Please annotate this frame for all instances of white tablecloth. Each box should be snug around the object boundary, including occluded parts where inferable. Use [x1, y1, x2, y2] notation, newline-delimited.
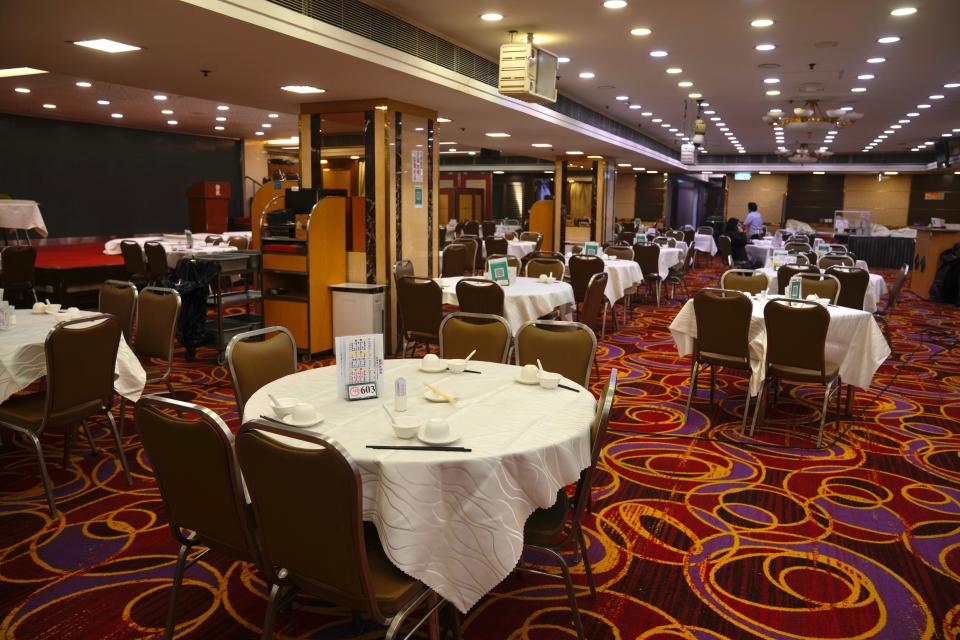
[600, 259, 643, 303]
[163, 244, 238, 268]
[669, 297, 890, 395]
[440, 276, 575, 333]
[103, 232, 251, 255]
[658, 247, 685, 277]
[756, 268, 887, 312]
[0, 310, 146, 404]
[0, 200, 48, 237]
[242, 359, 597, 613]
[746, 239, 779, 264]
[694, 233, 717, 256]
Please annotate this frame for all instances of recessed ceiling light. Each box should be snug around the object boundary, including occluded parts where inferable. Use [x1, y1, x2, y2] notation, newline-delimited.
[766, 89, 781, 96]
[641, 111, 652, 116]
[878, 36, 901, 44]
[437, 117, 452, 123]
[652, 118, 663, 122]
[755, 43, 776, 51]
[98, 99, 111, 105]
[216, 116, 226, 122]
[890, 7, 917, 16]
[930, 94, 945, 100]
[917, 104, 931, 109]
[629, 104, 642, 109]
[813, 171, 825, 175]
[75, 81, 92, 88]
[677, 81, 693, 87]
[153, 94, 167, 101]
[615, 95, 629, 101]
[617, 163, 631, 167]
[945, 83, 960, 89]
[281, 85, 325, 94]
[632, 167, 644, 171]
[907, 112, 920, 117]
[603, 0, 627, 8]
[214, 126, 225, 131]
[851, 87, 867, 93]
[14, 87, 30, 94]
[167, 120, 178, 125]
[884, 129, 895, 134]
[751, 18, 774, 28]
[646, 170, 658, 174]
[878, 135, 888, 139]
[485, 132, 510, 137]
[557, 57, 570, 64]
[857, 74, 875, 80]
[924, 141, 934, 146]
[566, 150, 584, 155]
[73, 39, 140, 53]
[710, 117, 721, 121]
[261, 123, 271, 128]
[660, 123, 670, 128]
[704, 109, 717, 115]
[840, 107, 853, 112]
[111, 113, 123, 118]
[531, 143, 552, 148]
[578, 71, 595, 79]
[215, 105, 229, 111]
[439, 141, 458, 145]
[161, 109, 173, 115]
[891, 125, 902, 129]
[0, 67, 48, 78]
[867, 57, 886, 64]
[493, 170, 505, 174]
[688, 93, 702, 98]
[649, 50, 668, 58]
[480, 12, 503, 21]
[943, 133, 953, 137]
[719, 127, 730, 132]
[668, 127, 678, 132]
[898, 119, 910, 124]
[42, 103, 56, 109]
[666, 68, 682, 74]
[764, 77, 780, 84]
[630, 27, 652, 36]
[587, 155, 604, 159]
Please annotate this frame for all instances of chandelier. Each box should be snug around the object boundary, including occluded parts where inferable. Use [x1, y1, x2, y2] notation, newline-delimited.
[779, 143, 833, 164]
[762, 100, 863, 132]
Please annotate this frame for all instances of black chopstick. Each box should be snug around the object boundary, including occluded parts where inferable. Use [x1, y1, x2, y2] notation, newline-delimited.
[558, 384, 581, 393]
[366, 445, 472, 452]
[464, 369, 482, 374]
[259, 414, 289, 426]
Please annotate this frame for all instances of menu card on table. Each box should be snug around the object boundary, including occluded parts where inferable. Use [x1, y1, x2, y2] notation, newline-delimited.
[488, 257, 510, 285]
[583, 241, 600, 256]
[335, 334, 385, 401]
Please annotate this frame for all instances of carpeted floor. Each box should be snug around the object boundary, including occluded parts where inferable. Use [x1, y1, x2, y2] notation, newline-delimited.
[2, 264, 959, 639]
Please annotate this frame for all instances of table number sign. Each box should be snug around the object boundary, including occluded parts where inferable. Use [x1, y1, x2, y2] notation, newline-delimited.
[488, 257, 510, 285]
[788, 278, 802, 300]
[583, 241, 600, 256]
[335, 334, 385, 401]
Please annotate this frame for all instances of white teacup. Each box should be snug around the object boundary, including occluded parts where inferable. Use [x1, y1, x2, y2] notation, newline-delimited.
[520, 364, 539, 383]
[422, 353, 444, 371]
[32, 302, 46, 314]
[446, 358, 467, 373]
[538, 371, 562, 390]
[271, 396, 298, 418]
[290, 403, 318, 424]
[393, 415, 422, 439]
[45, 303, 62, 314]
[422, 418, 451, 441]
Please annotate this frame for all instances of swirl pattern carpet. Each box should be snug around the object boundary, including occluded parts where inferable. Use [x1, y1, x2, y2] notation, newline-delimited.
[1, 264, 959, 639]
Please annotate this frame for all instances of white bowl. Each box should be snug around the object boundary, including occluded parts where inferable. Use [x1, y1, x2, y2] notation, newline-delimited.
[270, 396, 298, 418]
[446, 358, 467, 373]
[392, 416, 423, 439]
[45, 304, 62, 315]
[537, 371, 562, 390]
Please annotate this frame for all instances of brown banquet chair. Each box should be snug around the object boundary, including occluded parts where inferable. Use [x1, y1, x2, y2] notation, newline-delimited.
[395, 276, 442, 356]
[720, 269, 769, 295]
[818, 254, 855, 270]
[579, 271, 612, 338]
[524, 258, 565, 280]
[633, 242, 664, 307]
[516, 319, 597, 387]
[776, 263, 819, 294]
[99, 279, 138, 342]
[485, 254, 521, 272]
[874, 263, 909, 342]
[441, 243, 469, 278]
[456, 277, 505, 316]
[0, 245, 39, 307]
[790, 272, 841, 304]
[0, 315, 132, 516]
[235, 420, 457, 639]
[226, 326, 298, 416]
[227, 235, 250, 251]
[484, 236, 508, 257]
[143, 241, 170, 285]
[120, 240, 149, 286]
[826, 266, 869, 310]
[439, 311, 511, 363]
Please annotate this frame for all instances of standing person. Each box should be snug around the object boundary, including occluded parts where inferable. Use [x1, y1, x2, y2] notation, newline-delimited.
[744, 202, 764, 239]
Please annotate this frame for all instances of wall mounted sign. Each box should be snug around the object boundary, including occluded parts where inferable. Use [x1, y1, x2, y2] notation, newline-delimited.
[924, 191, 946, 201]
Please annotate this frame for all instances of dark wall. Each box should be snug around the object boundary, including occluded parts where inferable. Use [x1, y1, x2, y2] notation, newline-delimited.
[908, 173, 960, 225]
[0, 113, 242, 238]
[785, 174, 845, 224]
[634, 173, 665, 220]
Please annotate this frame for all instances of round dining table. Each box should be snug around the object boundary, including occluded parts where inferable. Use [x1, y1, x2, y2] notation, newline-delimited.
[243, 358, 597, 613]
[440, 275, 575, 333]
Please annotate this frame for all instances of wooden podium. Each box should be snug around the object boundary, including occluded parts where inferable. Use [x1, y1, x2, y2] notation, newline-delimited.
[910, 228, 960, 299]
[187, 181, 231, 233]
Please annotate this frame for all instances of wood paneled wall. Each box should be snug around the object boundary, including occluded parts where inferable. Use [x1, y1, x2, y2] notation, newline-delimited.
[844, 174, 911, 227]
[908, 173, 960, 225]
[785, 174, 845, 224]
[634, 173, 665, 222]
[614, 173, 635, 221]
[726, 174, 787, 226]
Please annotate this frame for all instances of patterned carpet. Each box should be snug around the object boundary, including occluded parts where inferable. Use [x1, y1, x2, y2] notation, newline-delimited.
[1, 264, 959, 639]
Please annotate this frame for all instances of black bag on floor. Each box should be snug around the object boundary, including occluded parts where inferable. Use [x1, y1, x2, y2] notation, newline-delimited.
[929, 243, 960, 305]
[164, 259, 220, 359]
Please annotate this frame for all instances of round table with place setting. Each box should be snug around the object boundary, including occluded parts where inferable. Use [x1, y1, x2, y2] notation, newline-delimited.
[102, 231, 251, 255]
[438, 275, 575, 333]
[694, 232, 718, 256]
[563, 254, 643, 306]
[481, 239, 537, 259]
[756, 266, 887, 312]
[242, 357, 597, 613]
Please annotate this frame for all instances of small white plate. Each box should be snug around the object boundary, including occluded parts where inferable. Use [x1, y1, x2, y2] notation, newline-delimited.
[417, 428, 461, 445]
[537, 278, 556, 285]
[423, 389, 456, 402]
[420, 364, 448, 373]
[281, 414, 324, 428]
[515, 375, 540, 385]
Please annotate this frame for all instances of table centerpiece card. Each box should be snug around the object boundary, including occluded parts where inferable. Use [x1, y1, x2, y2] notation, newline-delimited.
[335, 334, 385, 401]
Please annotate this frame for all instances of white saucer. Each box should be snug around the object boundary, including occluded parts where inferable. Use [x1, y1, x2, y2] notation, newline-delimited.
[281, 414, 324, 428]
[537, 278, 556, 285]
[423, 389, 456, 402]
[515, 375, 540, 385]
[417, 428, 460, 445]
[420, 364, 448, 373]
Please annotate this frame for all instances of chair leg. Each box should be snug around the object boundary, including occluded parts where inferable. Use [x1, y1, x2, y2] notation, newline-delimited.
[63, 424, 76, 468]
[164, 543, 190, 640]
[105, 409, 133, 486]
[600, 303, 607, 339]
[27, 432, 58, 517]
[684, 362, 700, 417]
[81, 419, 100, 455]
[709, 366, 716, 404]
[576, 525, 597, 598]
[165, 380, 175, 397]
[119, 396, 128, 434]
[544, 547, 586, 640]
[655, 281, 661, 307]
[740, 390, 752, 433]
[261, 583, 283, 640]
[816, 380, 832, 448]
[750, 378, 767, 436]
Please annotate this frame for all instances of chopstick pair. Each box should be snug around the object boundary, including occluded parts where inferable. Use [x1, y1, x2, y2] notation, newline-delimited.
[367, 445, 471, 452]
[557, 384, 581, 393]
[423, 382, 457, 404]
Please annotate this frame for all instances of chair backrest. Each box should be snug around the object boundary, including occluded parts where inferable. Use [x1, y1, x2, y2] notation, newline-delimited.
[393, 259, 414, 282]
[396, 276, 442, 338]
[520, 231, 543, 250]
[451, 237, 478, 273]
[884, 264, 910, 313]
[764, 299, 830, 377]
[481, 220, 497, 237]
[824, 244, 847, 254]
[441, 243, 468, 277]
[439, 312, 511, 363]
[818, 254, 855, 269]
[120, 240, 147, 275]
[462, 220, 479, 237]
[791, 273, 841, 304]
[693, 288, 753, 364]
[716, 235, 733, 263]
[633, 242, 661, 278]
[776, 264, 820, 294]
[789, 252, 810, 266]
[99, 279, 138, 342]
[205, 235, 224, 245]
[135, 395, 258, 561]
[784, 242, 812, 253]
[604, 246, 634, 261]
[617, 231, 636, 245]
[652, 236, 669, 247]
[456, 277, 504, 316]
[720, 269, 768, 295]
[826, 266, 869, 310]
[682, 229, 695, 243]
[484, 237, 508, 257]
[589, 369, 617, 464]
[568, 255, 605, 302]
[227, 236, 250, 251]
[525, 250, 565, 264]
[504, 231, 517, 241]
[524, 258, 565, 279]
[44, 314, 121, 425]
[143, 241, 169, 278]
[226, 326, 298, 414]
[0, 245, 37, 286]
[134, 286, 181, 360]
[516, 320, 597, 388]
[667, 230, 685, 242]
[697, 226, 713, 236]
[235, 421, 382, 615]
[579, 272, 609, 330]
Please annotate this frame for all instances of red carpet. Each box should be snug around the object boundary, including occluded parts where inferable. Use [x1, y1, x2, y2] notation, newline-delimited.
[34, 242, 122, 268]
[1, 264, 959, 639]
